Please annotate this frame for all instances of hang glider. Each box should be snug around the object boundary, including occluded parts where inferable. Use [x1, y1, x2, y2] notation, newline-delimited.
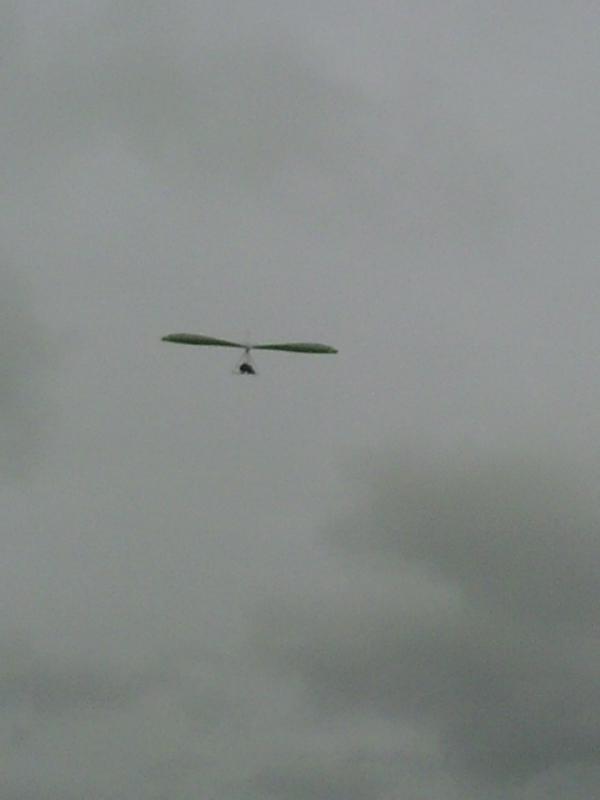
[162, 333, 338, 374]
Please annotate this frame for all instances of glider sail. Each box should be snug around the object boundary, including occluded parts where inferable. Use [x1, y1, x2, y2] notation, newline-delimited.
[162, 335, 337, 354]
[161, 334, 245, 348]
[252, 342, 338, 354]
[162, 332, 337, 372]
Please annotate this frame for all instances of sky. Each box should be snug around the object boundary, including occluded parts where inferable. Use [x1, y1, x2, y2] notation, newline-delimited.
[2, 1, 600, 797]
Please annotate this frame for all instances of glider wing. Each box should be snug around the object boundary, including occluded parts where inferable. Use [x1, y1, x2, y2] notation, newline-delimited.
[162, 334, 245, 348]
[252, 342, 338, 354]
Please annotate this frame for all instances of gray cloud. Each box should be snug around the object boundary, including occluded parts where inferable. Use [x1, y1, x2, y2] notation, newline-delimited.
[333, 448, 600, 628]
[4, 1, 600, 797]
[256, 446, 600, 789]
[0, 637, 154, 716]
[252, 757, 384, 800]
[0, 791, 77, 800]
[8, 9, 367, 193]
[0, 272, 53, 479]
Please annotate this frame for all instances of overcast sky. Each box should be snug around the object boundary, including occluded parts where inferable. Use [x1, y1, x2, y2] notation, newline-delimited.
[3, 1, 600, 797]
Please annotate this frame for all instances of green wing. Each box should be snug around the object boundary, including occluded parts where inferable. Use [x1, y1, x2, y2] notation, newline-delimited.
[162, 334, 338, 354]
[252, 342, 338, 354]
[162, 334, 245, 348]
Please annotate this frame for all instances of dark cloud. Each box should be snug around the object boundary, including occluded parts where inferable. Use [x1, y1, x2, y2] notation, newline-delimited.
[0, 791, 77, 800]
[0, 785, 80, 800]
[0, 637, 155, 716]
[333, 448, 600, 628]
[257, 446, 600, 789]
[4, 1, 600, 797]
[0, 272, 52, 479]
[7, 11, 367, 192]
[252, 756, 384, 800]
[0, 1, 20, 65]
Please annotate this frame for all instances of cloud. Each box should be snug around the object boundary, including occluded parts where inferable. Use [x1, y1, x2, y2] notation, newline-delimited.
[0, 271, 53, 479]
[7, 11, 368, 192]
[0, 640, 152, 716]
[0, 790, 77, 800]
[255, 445, 600, 790]
[4, 2, 600, 798]
[252, 756, 384, 800]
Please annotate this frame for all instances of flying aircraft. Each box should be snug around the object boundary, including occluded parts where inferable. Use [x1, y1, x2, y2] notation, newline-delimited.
[161, 333, 338, 374]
